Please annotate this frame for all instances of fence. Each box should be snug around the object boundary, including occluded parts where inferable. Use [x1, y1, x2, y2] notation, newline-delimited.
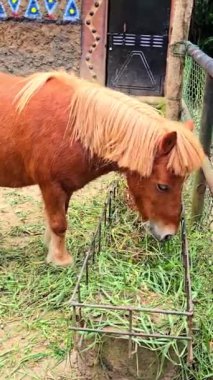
[70, 181, 194, 364]
[182, 42, 213, 224]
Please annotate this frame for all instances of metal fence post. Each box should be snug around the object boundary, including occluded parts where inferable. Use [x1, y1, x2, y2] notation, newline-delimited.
[191, 74, 213, 222]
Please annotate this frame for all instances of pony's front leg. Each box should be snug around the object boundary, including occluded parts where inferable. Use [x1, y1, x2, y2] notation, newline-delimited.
[41, 184, 73, 266]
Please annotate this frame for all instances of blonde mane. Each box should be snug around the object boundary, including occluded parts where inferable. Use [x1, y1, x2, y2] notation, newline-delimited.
[16, 71, 204, 177]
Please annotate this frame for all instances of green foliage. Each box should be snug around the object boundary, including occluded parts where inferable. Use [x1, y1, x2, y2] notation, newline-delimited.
[190, 0, 213, 56]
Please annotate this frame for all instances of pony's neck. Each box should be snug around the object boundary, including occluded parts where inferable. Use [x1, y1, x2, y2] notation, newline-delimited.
[61, 141, 120, 192]
[87, 155, 119, 183]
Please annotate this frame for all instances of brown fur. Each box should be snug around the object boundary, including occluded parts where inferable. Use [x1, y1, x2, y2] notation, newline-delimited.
[17, 71, 204, 177]
[0, 70, 205, 265]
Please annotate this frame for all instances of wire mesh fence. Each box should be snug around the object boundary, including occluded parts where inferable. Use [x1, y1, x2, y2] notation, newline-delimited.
[182, 44, 213, 229]
[183, 43, 213, 160]
[182, 55, 206, 129]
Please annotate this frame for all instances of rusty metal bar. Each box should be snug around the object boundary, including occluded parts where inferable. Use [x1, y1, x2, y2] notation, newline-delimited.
[70, 326, 192, 341]
[70, 249, 92, 303]
[98, 223, 102, 253]
[73, 305, 77, 325]
[181, 211, 194, 364]
[92, 235, 96, 264]
[77, 285, 81, 304]
[186, 42, 213, 78]
[77, 285, 83, 322]
[128, 310, 133, 358]
[181, 214, 193, 312]
[85, 260, 89, 286]
[71, 302, 192, 317]
[72, 305, 79, 348]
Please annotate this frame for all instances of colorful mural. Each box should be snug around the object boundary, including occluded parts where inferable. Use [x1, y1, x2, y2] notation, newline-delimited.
[44, 0, 58, 16]
[8, 0, 21, 14]
[25, 0, 41, 19]
[0, 2, 7, 18]
[0, 0, 80, 22]
[63, 0, 79, 21]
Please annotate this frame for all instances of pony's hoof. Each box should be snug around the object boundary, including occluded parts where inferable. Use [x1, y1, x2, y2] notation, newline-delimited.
[46, 252, 73, 267]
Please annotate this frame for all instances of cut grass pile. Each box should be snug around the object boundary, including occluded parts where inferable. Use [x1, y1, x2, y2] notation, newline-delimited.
[76, 183, 212, 379]
[0, 176, 212, 380]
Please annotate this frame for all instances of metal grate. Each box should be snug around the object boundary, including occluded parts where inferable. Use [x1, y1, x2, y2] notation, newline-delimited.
[70, 181, 194, 364]
[110, 33, 164, 48]
[140, 34, 164, 48]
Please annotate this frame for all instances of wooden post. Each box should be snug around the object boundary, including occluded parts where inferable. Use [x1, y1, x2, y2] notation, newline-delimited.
[191, 75, 213, 222]
[165, 0, 193, 120]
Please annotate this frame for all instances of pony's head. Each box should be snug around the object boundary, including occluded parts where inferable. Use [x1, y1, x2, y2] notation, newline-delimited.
[126, 121, 202, 241]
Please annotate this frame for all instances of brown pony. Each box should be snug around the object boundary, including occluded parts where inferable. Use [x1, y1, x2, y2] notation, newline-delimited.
[0, 71, 204, 266]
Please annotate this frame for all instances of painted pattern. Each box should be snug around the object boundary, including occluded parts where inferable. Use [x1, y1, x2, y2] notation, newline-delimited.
[8, 0, 21, 14]
[25, 0, 41, 19]
[63, 0, 79, 21]
[44, 0, 58, 15]
[0, 0, 80, 22]
[0, 1, 7, 18]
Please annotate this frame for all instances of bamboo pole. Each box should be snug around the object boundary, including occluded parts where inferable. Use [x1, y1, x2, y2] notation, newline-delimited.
[191, 75, 213, 222]
[165, 0, 194, 120]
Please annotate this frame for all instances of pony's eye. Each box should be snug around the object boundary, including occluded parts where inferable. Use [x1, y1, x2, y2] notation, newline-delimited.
[156, 184, 169, 192]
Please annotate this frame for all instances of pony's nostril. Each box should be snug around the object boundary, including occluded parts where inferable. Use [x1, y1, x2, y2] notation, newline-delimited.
[149, 222, 176, 242]
[164, 234, 173, 241]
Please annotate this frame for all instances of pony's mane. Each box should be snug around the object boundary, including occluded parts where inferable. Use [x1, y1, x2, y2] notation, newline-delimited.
[16, 71, 204, 177]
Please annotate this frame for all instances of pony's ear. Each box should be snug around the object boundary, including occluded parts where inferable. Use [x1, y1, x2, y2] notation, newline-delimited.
[157, 131, 177, 157]
[185, 119, 194, 131]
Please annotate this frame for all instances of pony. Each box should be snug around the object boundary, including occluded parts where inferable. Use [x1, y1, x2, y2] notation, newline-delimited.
[0, 70, 204, 266]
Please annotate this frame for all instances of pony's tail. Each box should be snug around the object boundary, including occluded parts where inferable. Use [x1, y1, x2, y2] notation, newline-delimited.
[15, 70, 74, 113]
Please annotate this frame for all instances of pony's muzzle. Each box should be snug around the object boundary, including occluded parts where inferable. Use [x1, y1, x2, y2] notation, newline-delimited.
[149, 222, 176, 242]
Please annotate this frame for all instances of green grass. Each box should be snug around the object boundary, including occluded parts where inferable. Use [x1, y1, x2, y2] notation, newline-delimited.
[75, 186, 212, 379]
[0, 178, 212, 379]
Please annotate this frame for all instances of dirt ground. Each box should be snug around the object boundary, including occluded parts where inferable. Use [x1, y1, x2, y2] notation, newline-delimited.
[71, 336, 179, 380]
[0, 0, 81, 75]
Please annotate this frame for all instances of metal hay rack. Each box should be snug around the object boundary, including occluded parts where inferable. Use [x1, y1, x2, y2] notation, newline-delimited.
[69, 180, 194, 364]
